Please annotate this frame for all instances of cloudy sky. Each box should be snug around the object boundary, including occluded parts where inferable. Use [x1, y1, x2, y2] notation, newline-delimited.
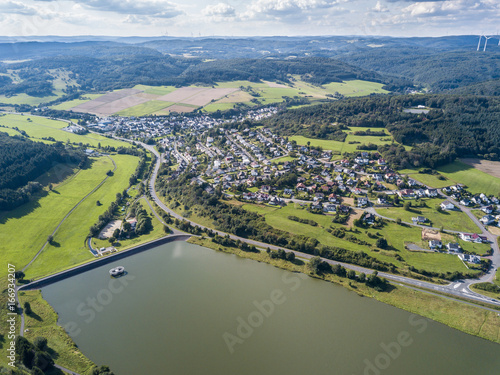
[0, 0, 498, 37]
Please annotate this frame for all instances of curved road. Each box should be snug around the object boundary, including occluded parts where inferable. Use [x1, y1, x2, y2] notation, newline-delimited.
[140, 141, 500, 309]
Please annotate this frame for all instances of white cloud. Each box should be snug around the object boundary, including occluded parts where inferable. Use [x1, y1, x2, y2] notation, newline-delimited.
[0, 1, 38, 16]
[246, 0, 343, 18]
[202, 3, 236, 17]
[44, 0, 184, 18]
[373, 1, 388, 12]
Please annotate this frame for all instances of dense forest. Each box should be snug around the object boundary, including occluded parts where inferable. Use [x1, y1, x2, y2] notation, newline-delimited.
[0, 132, 86, 210]
[264, 94, 500, 167]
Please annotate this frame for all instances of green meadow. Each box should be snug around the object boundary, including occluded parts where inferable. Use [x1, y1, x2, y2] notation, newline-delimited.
[376, 198, 479, 232]
[437, 161, 500, 196]
[0, 113, 128, 148]
[241, 203, 471, 275]
[25, 154, 139, 279]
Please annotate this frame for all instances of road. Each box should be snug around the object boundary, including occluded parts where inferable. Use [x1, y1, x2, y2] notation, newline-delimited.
[140, 140, 500, 309]
[225, 130, 256, 163]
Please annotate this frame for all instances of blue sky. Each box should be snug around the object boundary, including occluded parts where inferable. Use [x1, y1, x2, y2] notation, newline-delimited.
[0, 0, 498, 37]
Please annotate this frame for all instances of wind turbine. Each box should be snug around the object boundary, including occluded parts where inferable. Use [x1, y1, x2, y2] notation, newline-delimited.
[484, 36, 492, 51]
[477, 35, 483, 51]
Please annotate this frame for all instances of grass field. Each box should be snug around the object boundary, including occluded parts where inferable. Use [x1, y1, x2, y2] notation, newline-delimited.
[0, 157, 116, 278]
[437, 161, 500, 196]
[242, 203, 471, 275]
[0, 113, 128, 148]
[399, 170, 451, 188]
[190, 236, 499, 344]
[116, 100, 174, 116]
[50, 94, 104, 110]
[376, 198, 479, 232]
[18, 290, 96, 373]
[25, 154, 139, 279]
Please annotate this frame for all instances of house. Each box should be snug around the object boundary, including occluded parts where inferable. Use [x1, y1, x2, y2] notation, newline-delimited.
[429, 240, 442, 250]
[328, 194, 340, 203]
[269, 196, 282, 206]
[261, 185, 272, 193]
[283, 188, 293, 196]
[398, 189, 415, 199]
[412, 216, 428, 224]
[440, 201, 455, 211]
[377, 197, 388, 205]
[338, 205, 350, 214]
[482, 205, 494, 214]
[425, 189, 438, 197]
[446, 243, 461, 252]
[460, 233, 487, 243]
[458, 254, 481, 264]
[358, 197, 369, 208]
[460, 198, 471, 206]
[314, 192, 325, 201]
[480, 215, 496, 225]
[322, 203, 337, 213]
[296, 183, 307, 191]
[363, 213, 375, 224]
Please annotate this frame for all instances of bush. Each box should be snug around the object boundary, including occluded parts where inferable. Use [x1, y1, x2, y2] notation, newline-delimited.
[376, 238, 388, 249]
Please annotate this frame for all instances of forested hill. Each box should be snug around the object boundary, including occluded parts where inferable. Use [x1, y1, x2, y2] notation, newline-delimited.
[0, 56, 397, 96]
[264, 94, 500, 167]
[0, 132, 86, 210]
[179, 58, 386, 86]
[339, 49, 500, 91]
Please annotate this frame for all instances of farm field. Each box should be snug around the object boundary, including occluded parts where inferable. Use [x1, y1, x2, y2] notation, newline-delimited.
[437, 161, 500, 196]
[240, 202, 470, 275]
[376, 198, 479, 232]
[53, 78, 390, 117]
[0, 113, 128, 148]
[50, 94, 104, 110]
[0, 157, 114, 278]
[25, 154, 139, 279]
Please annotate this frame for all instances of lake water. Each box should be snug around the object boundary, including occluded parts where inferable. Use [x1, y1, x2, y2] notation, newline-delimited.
[42, 241, 500, 375]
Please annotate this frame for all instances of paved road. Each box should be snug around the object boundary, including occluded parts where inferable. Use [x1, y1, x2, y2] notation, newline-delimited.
[139, 140, 500, 309]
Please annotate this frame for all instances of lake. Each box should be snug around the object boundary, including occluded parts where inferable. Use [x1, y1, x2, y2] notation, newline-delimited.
[42, 241, 500, 375]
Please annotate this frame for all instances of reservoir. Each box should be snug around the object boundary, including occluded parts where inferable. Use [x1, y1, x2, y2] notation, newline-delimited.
[42, 241, 500, 375]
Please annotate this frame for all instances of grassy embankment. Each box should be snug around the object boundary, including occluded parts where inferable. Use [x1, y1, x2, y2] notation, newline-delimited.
[188, 236, 500, 343]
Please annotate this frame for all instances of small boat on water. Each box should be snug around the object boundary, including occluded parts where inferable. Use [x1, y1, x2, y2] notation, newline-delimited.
[109, 266, 125, 277]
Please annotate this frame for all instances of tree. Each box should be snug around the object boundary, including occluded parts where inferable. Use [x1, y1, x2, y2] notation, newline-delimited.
[376, 238, 388, 249]
[24, 302, 32, 315]
[14, 270, 25, 280]
[163, 225, 170, 234]
[403, 201, 411, 211]
[108, 237, 116, 245]
[47, 235, 53, 244]
[358, 273, 366, 283]
[286, 251, 295, 262]
[33, 337, 48, 351]
[347, 270, 356, 279]
[396, 218, 402, 225]
[113, 228, 120, 239]
[96, 200, 102, 206]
